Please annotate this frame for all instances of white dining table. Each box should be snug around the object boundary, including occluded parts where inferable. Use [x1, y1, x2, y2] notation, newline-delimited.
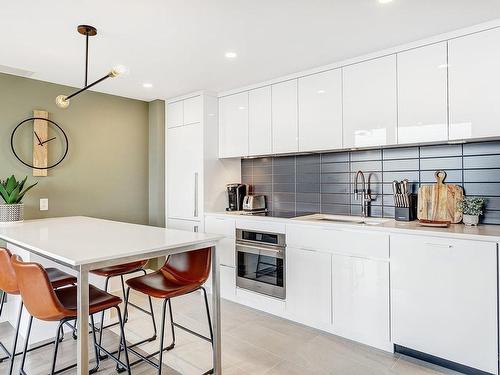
[0, 216, 223, 374]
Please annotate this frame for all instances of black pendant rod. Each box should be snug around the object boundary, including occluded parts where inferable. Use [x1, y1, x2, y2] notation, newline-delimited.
[66, 73, 112, 101]
[85, 33, 89, 86]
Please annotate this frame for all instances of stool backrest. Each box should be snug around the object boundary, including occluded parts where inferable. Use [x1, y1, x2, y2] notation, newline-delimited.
[161, 247, 211, 284]
[0, 248, 19, 294]
[11, 255, 68, 321]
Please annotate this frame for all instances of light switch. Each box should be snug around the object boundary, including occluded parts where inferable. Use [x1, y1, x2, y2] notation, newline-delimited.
[40, 198, 49, 211]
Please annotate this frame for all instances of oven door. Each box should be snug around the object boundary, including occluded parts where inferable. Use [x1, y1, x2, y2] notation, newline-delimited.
[236, 242, 285, 299]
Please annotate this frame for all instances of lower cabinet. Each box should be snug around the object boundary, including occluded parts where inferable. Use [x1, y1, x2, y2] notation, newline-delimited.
[391, 234, 498, 374]
[286, 247, 332, 329]
[220, 264, 236, 300]
[331, 255, 390, 350]
[286, 246, 391, 350]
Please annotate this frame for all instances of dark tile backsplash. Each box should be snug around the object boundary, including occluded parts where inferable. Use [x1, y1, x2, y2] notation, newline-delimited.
[241, 141, 500, 224]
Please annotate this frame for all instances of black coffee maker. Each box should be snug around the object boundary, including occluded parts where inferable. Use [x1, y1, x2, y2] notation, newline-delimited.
[226, 184, 247, 211]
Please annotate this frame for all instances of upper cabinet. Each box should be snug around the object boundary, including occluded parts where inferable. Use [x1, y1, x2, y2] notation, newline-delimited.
[183, 95, 202, 125]
[248, 86, 272, 156]
[397, 43, 448, 144]
[448, 27, 500, 140]
[219, 92, 249, 158]
[166, 100, 184, 128]
[343, 55, 397, 148]
[298, 70, 342, 152]
[272, 80, 298, 154]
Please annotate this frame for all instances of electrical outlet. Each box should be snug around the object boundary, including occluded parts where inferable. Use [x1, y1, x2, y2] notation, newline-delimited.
[40, 198, 49, 211]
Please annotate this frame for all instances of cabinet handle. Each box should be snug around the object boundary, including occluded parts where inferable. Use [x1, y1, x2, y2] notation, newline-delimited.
[194, 172, 199, 217]
[424, 242, 453, 248]
[194, 225, 199, 233]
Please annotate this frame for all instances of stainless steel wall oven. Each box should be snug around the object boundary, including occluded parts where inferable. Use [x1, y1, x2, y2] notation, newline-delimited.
[236, 228, 286, 299]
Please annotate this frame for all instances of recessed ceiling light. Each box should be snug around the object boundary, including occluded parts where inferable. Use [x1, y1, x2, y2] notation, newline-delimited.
[143, 83, 153, 88]
[225, 51, 238, 59]
[317, 90, 326, 94]
[378, 0, 393, 3]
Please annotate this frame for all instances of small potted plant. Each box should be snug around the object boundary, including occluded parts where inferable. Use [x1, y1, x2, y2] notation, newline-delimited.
[0, 176, 38, 223]
[458, 197, 486, 226]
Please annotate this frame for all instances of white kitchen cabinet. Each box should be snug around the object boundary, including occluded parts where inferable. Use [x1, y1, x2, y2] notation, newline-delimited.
[166, 100, 183, 128]
[343, 55, 397, 148]
[167, 218, 201, 232]
[219, 92, 249, 158]
[183, 95, 202, 125]
[391, 234, 498, 374]
[286, 247, 331, 329]
[397, 42, 448, 143]
[272, 80, 298, 154]
[298, 69, 342, 152]
[449, 27, 500, 140]
[248, 86, 272, 156]
[167, 122, 202, 221]
[220, 264, 236, 300]
[331, 255, 390, 350]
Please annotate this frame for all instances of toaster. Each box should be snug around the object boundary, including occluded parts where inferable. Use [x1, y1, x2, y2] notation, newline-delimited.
[242, 195, 266, 211]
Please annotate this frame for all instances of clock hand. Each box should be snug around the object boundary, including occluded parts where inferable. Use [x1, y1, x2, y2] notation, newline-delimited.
[40, 137, 57, 145]
[33, 131, 43, 146]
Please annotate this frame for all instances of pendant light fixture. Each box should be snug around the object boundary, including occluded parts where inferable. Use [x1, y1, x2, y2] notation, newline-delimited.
[55, 25, 126, 109]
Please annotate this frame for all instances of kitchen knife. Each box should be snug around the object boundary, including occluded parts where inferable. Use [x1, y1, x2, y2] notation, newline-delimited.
[401, 179, 409, 207]
[392, 180, 400, 207]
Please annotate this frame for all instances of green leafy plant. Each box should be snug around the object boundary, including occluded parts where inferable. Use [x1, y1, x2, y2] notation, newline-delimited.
[458, 197, 486, 216]
[0, 175, 38, 204]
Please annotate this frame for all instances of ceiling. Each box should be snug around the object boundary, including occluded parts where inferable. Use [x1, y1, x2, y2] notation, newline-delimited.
[1, 1, 500, 102]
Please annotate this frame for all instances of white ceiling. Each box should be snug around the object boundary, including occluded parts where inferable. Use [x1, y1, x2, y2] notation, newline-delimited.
[1, 1, 500, 102]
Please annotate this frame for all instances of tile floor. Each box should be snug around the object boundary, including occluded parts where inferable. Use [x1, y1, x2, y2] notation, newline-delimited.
[0, 289, 462, 374]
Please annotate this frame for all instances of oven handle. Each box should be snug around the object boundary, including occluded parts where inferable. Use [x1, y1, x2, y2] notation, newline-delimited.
[236, 243, 284, 259]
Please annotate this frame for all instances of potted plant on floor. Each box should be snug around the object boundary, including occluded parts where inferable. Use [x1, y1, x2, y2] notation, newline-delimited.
[0, 176, 38, 223]
[458, 197, 486, 226]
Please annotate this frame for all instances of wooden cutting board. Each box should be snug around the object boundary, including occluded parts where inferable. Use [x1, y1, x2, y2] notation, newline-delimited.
[417, 170, 464, 223]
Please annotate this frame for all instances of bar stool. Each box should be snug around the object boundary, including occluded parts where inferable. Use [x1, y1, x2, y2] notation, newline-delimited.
[0, 248, 76, 375]
[11, 255, 132, 375]
[90, 260, 157, 358]
[125, 247, 214, 375]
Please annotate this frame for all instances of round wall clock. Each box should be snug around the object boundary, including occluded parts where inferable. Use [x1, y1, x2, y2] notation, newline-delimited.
[10, 116, 69, 172]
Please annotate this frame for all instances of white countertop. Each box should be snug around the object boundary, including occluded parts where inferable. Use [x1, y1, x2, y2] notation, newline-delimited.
[0, 216, 222, 267]
[205, 211, 500, 242]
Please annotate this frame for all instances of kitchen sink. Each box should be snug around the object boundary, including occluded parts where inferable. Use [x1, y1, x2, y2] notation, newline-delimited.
[294, 214, 391, 226]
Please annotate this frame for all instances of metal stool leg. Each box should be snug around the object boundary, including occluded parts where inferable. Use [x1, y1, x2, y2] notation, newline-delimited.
[19, 315, 33, 375]
[7, 301, 23, 375]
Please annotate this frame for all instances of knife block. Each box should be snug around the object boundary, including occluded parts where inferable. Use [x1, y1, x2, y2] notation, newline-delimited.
[395, 194, 417, 222]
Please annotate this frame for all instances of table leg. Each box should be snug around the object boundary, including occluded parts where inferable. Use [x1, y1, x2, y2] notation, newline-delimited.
[211, 245, 222, 374]
[77, 266, 89, 374]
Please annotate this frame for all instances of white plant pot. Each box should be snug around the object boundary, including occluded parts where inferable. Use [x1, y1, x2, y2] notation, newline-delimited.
[463, 214, 479, 226]
[0, 203, 24, 223]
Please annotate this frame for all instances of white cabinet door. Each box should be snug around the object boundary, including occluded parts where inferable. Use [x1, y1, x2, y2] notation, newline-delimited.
[272, 80, 298, 154]
[167, 100, 183, 128]
[219, 92, 249, 158]
[298, 69, 342, 152]
[286, 247, 331, 329]
[166, 218, 201, 232]
[183, 95, 202, 125]
[331, 255, 390, 350]
[391, 234, 498, 374]
[449, 28, 500, 140]
[397, 42, 448, 143]
[167, 123, 202, 220]
[343, 55, 397, 148]
[248, 86, 272, 156]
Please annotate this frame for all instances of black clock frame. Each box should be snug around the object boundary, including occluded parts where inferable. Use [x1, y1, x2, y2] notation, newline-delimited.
[10, 117, 69, 170]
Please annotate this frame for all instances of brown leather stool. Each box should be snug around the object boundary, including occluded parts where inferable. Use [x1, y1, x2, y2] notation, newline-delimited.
[90, 260, 157, 359]
[0, 248, 76, 375]
[11, 255, 132, 375]
[125, 248, 214, 375]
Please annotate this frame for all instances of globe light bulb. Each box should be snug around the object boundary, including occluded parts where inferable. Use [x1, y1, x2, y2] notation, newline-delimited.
[109, 65, 128, 78]
[55, 95, 70, 109]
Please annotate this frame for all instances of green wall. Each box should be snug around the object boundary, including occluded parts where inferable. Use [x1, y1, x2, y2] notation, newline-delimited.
[0, 73, 150, 224]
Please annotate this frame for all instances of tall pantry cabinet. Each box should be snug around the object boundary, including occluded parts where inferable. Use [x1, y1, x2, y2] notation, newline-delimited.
[166, 92, 240, 232]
